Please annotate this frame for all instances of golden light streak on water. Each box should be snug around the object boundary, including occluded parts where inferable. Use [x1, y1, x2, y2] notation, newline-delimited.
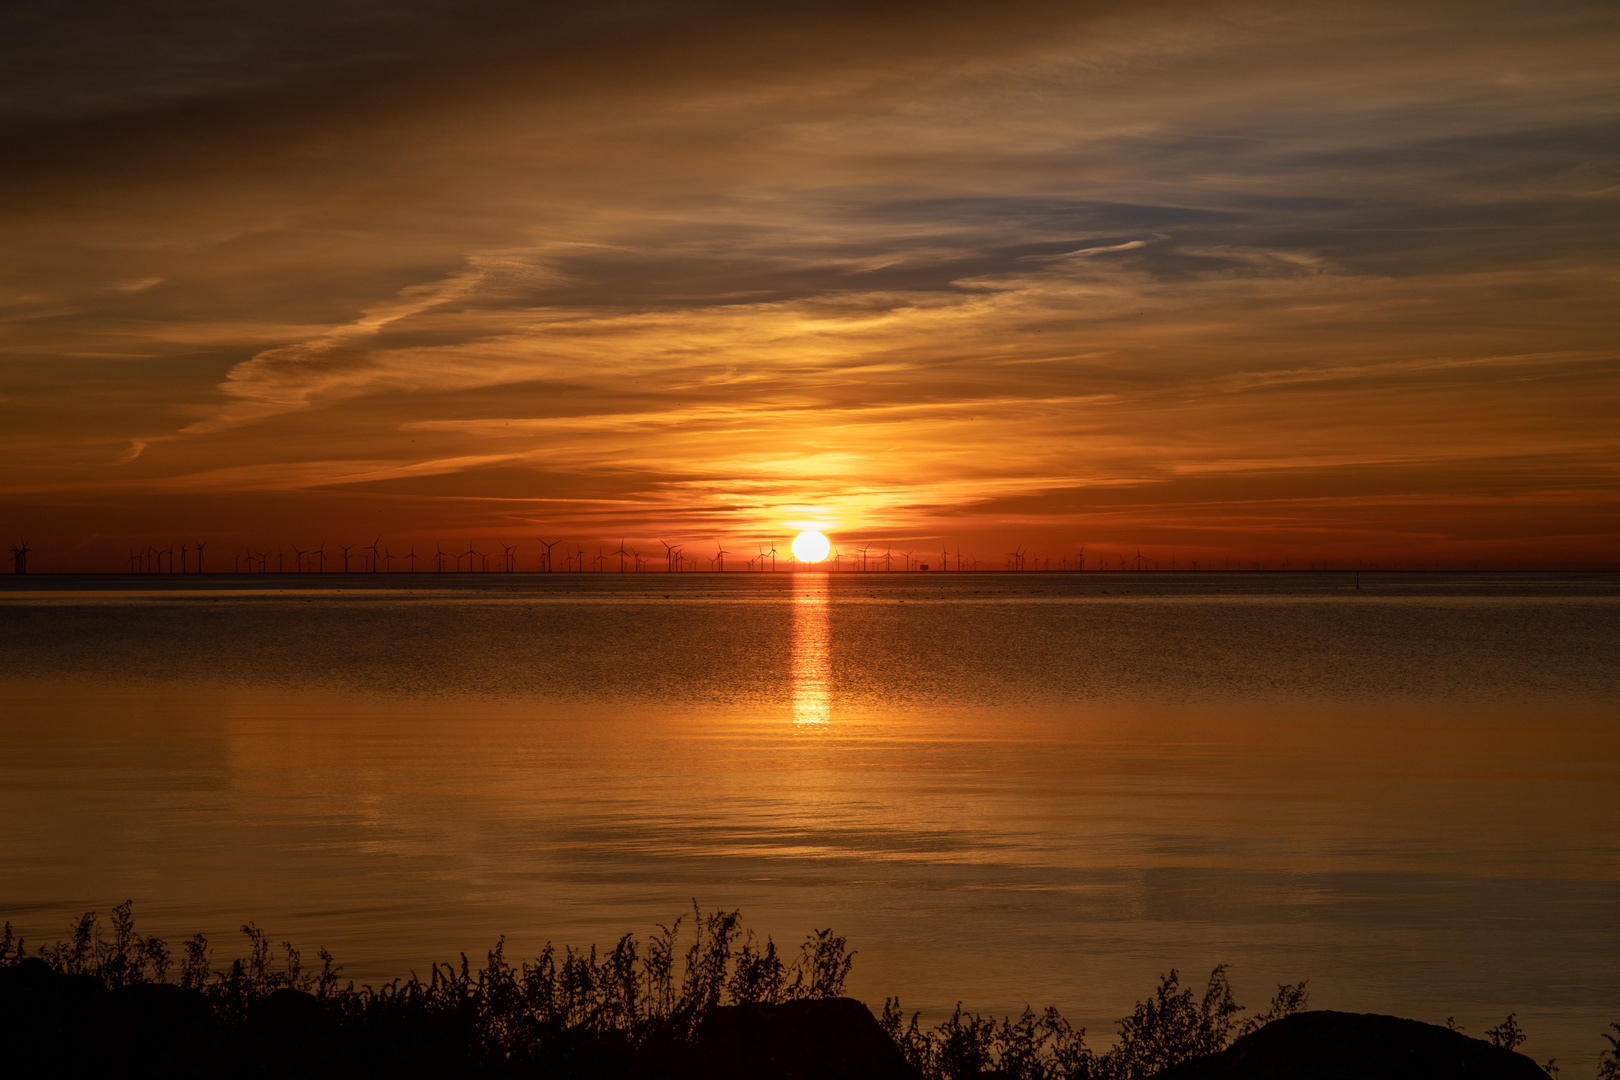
[791, 572, 831, 725]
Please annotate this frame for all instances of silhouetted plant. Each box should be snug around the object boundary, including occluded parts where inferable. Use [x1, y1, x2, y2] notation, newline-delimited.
[0, 921, 24, 964]
[314, 946, 342, 1000]
[40, 909, 98, 974]
[934, 1003, 999, 1079]
[1236, 977, 1310, 1038]
[882, 967, 1310, 1080]
[646, 915, 682, 1017]
[676, 905, 744, 1028]
[1489, 1013, 1529, 1052]
[179, 932, 211, 990]
[5, 903, 1614, 1078]
[1597, 1023, 1620, 1080]
[728, 930, 787, 1004]
[790, 926, 856, 999]
[1103, 965, 1243, 1076]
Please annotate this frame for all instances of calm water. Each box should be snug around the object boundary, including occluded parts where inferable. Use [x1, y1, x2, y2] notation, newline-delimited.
[2, 572, 1617, 1068]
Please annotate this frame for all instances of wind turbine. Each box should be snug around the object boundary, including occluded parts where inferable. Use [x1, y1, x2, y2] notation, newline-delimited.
[406, 545, 418, 573]
[901, 549, 914, 571]
[767, 541, 779, 571]
[339, 544, 355, 573]
[539, 539, 558, 573]
[714, 543, 729, 572]
[194, 540, 207, 574]
[660, 540, 677, 571]
[10, 538, 30, 575]
[365, 536, 382, 572]
[612, 539, 630, 573]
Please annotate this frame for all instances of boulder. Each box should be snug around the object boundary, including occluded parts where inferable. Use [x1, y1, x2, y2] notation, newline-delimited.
[241, 987, 335, 1074]
[1155, 1010, 1549, 1080]
[106, 981, 220, 1073]
[0, 957, 109, 1075]
[684, 997, 924, 1080]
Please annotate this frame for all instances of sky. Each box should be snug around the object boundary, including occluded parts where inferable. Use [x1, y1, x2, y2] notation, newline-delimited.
[2, 0, 1617, 571]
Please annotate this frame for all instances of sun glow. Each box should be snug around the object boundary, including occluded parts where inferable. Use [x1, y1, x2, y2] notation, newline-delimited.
[791, 530, 831, 562]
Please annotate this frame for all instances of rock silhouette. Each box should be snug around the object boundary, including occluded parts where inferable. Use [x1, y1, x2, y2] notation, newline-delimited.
[0, 950, 1583, 1080]
[683, 997, 924, 1080]
[1155, 1010, 1549, 1080]
[0, 958, 920, 1079]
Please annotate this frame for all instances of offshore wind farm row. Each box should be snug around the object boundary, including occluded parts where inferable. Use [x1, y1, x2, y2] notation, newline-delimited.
[11, 535, 1501, 576]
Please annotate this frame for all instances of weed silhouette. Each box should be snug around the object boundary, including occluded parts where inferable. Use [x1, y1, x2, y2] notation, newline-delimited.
[0, 905, 1608, 1078]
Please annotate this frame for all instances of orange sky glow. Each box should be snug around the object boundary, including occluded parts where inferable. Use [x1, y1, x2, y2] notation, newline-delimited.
[2, 0, 1617, 570]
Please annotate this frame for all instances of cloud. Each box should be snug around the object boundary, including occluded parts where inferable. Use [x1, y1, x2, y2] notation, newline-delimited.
[3, 0, 1618, 562]
[178, 256, 553, 434]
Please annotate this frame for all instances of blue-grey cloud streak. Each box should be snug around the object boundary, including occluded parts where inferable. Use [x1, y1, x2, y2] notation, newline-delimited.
[1, 0, 1616, 566]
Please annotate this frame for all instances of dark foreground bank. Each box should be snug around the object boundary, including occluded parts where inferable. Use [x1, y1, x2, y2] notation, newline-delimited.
[3, 905, 1615, 1080]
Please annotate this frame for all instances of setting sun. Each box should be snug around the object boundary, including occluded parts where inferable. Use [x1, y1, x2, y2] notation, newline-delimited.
[790, 530, 831, 563]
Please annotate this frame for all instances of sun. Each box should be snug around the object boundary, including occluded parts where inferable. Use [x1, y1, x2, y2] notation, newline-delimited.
[791, 530, 831, 562]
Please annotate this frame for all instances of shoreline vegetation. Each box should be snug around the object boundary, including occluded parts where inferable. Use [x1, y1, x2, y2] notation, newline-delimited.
[2, 904, 1614, 1079]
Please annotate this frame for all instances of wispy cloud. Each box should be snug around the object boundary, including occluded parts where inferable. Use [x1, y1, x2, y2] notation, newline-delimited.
[3, 0, 1618, 563]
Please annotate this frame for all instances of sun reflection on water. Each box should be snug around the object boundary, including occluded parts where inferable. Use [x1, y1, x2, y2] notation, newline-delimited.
[791, 572, 830, 725]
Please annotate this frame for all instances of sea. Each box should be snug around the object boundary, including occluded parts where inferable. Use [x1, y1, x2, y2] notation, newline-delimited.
[2, 571, 1616, 1069]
